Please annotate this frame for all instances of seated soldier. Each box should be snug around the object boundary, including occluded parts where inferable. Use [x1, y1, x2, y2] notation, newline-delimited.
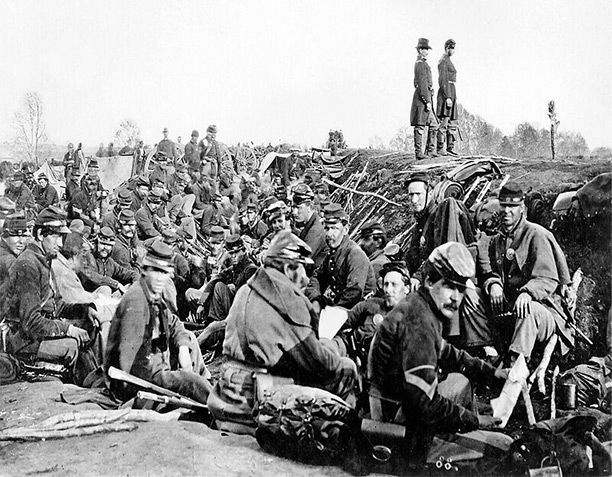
[208, 231, 357, 434]
[80, 227, 139, 294]
[111, 209, 145, 273]
[105, 241, 212, 404]
[306, 203, 376, 311]
[239, 203, 268, 248]
[200, 192, 227, 237]
[69, 176, 100, 227]
[101, 189, 132, 231]
[356, 220, 389, 278]
[291, 183, 327, 269]
[330, 261, 411, 360]
[130, 175, 150, 213]
[65, 168, 82, 203]
[135, 189, 165, 240]
[0, 197, 17, 234]
[369, 242, 508, 470]
[3, 207, 98, 383]
[460, 181, 574, 364]
[33, 173, 59, 211]
[0, 213, 28, 286]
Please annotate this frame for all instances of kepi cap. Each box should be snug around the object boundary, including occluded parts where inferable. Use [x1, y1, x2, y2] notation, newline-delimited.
[3, 212, 29, 236]
[98, 226, 116, 245]
[266, 230, 314, 265]
[498, 181, 524, 206]
[142, 240, 174, 274]
[292, 183, 315, 204]
[323, 203, 348, 224]
[35, 206, 71, 234]
[427, 242, 475, 289]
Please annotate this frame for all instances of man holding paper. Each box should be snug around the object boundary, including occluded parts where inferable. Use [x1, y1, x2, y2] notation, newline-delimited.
[369, 242, 508, 468]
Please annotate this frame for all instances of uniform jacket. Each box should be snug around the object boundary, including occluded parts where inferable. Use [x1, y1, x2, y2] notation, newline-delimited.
[184, 140, 200, 169]
[370, 289, 496, 459]
[339, 296, 390, 351]
[135, 203, 162, 240]
[33, 184, 59, 211]
[6, 184, 35, 213]
[130, 191, 147, 213]
[65, 179, 80, 202]
[223, 267, 350, 385]
[436, 53, 458, 119]
[105, 278, 190, 388]
[149, 165, 170, 187]
[111, 234, 142, 272]
[69, 189, 98, 226]
[200, 204, 226, 236]
[0, 240, 18, 285]
[307, 235, 375, 308]
[241, 219, 268, 244]
[410, 57, 435, 126]
[101, 207, 121, 231]
[369, 249, 389, 278]
[482, 216, 573, 348]
[80, 253, 139, 292]
[156, 139, 177, 160]
[4, 242, 89, 347]
[295, 212, 328, 269]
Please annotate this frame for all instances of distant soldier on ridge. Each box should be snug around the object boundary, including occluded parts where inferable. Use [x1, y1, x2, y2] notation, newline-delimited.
[437, 39, 459, 157]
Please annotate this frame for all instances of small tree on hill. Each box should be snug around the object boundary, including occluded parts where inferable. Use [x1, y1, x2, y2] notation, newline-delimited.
[548, 100, 560, 160]
[389, 127, 413, 152]
[12, 91, 48, 166]
[115, 119, 141, 149]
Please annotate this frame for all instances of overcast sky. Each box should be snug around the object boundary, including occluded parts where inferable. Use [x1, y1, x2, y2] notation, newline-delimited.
[1, 0, 610, 150]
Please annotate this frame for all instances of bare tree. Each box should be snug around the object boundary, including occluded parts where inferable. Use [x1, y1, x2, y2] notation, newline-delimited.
[389, 127, 414, 152]
[115, 119, 141, 148]
[548, 100, 560, 160]
[12, 91, 47, 167]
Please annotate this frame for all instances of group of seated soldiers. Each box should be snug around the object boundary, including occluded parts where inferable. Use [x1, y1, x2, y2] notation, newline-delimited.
[0, 135, 575, 470]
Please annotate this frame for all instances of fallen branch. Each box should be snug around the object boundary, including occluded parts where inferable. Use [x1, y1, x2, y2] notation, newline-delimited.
[322, 178, 402, 207]
[0, 422, 138, 441]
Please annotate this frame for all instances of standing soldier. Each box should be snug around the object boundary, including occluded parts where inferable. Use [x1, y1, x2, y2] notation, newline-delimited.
[410, 38, 438, 160]
[184, 130, 200, 170]
[437, 39, 459, 157]
[157, 128, 177, 163]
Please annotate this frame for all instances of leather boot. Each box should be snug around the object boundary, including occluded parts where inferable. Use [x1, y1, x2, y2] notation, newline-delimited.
[414, 127, 426, 160]
[426, 129, 439, 158]
[437, 129, 447, 155]
[447, 131, 459, 157]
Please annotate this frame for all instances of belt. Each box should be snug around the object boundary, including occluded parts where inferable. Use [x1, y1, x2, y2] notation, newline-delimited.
[448, 80, 456, 84]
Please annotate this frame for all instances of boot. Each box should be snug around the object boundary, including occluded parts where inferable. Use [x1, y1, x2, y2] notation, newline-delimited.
[447, 131, 459, 157]
[414, 128, 426, 160]
[436, 129, 447, 156]
[425, 129, 439, 158]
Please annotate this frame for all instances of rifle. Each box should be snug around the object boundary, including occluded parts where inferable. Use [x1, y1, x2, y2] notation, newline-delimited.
[108, 366, 208, 410]
[136, 391, 208, 412]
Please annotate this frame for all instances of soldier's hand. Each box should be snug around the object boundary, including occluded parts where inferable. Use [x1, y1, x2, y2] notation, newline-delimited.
[185, 288, 202, 303]
[68, 325, 90, 347]
[477, 414, 502, 430]
[409, 277, 421, 293]
[425, 102, 432, 112]
[514, 292, 532, 320]
[446, 98, 453, 108]
[489, 283, 504, 314]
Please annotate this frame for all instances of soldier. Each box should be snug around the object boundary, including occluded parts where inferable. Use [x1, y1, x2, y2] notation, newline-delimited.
[199, 124, 226, 179]
[239, 203, 268, 246]
[80, 158, 106, 195]
[356, 220, 389, 278]
[62, 142, 76, 182]
[208, 231, 357, 434]
[135, 189, 164, 240]
[369, 242, 507, 470]
[291, 183, 327, 268]
[33, 173, 59, 211]
[79, 227, 139, 294]
[0, 213, 29, 285]
[6, 171, 36, 216]
[410, 38, 439, 160]
[4, 207, 95, 381]
[184, 130, 200, 170]
[101, 189, 132, 231]
[460, 181, 574, 364]
[130, 175, 150, 213]
[437, 39, 459, 156]
[69, 177, 100, 227]
[200, 192, 227, 237]
[0, 197, 16, 234]
[65, 168, 82, 203]
[105, 240, 212, 404]
[111, 209, 144, 273]
[306, 203, 375, 310]
[133, 139, 146, 175]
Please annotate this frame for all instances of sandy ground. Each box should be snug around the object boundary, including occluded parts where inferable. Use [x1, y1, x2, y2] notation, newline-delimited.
[0, 381, 357, 477]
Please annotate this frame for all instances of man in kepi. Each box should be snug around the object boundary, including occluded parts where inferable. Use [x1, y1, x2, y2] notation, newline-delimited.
[410, 38, 439, 160]
[105, 240, 212, 404]
[291, 183, 327, 268]
[369, 242, 508, 470]
[437, 39, 460, 157]
[208, 231, 357, 434]
[4, 207, 96, 383]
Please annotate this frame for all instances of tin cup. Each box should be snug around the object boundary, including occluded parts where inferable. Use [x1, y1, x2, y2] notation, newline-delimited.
[558, 383, 576, 410]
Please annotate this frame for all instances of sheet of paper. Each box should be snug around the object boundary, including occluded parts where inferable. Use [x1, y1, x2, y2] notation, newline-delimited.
[490, 353, 529, 428]
[318, 306, 349, 340]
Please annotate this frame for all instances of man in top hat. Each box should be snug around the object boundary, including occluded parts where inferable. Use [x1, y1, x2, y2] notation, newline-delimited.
[6, 170, 36, 216]
[410, 38, 439, 160]
[33, 173, 59, 211]
[0, 212, 29, 286]
[357, 220, 389, 278]
[130, 175, 150, 213]
[291, 183, 327, 268]
[135, 189, 165, 240]
[460, 181, 574, 365]
[65, 168, 82, 203]
[80, 227, 139, 294]
[330, 261, 411, 360]
[0, 197, 16, 234]
[208, 231, 357, 434]
[111, 209, 144, 273]
[3, 206, 96, 382]
[369, 242, 508, 470]
[156, 127, 177, 163]
[105, 240, 212, 405]
[184, 130, 201, 170]
[101, 189, 132, 231]
[437, 39, 459, 157]
[306, 203, 375, 310]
